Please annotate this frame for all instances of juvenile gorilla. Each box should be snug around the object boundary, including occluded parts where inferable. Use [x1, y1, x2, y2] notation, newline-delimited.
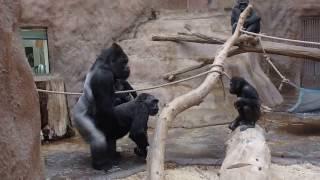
[113, 93, 159, 158]
[73, 43, 131, 170]
[114, 79, 137, 106]
[231, 0, 261, 34]
[229, 76, 261, 131]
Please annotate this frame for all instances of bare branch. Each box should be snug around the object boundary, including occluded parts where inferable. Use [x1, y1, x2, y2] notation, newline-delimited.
[147, 5, 253, 180]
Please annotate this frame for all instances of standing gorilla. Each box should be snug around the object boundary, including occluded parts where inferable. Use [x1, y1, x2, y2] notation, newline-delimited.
[73, 43, 160, 171]
[73, 43, 130, 170]
[231, 0, 261, 34]
[114, 78, 137, 106]
[229, 76, 261, 131]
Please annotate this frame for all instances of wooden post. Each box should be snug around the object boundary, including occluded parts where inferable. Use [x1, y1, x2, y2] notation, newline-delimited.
[147, 5, 253, 180]
[219, 126, 271, 180]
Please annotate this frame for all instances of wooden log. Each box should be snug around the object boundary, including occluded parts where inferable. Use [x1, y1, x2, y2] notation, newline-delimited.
[152, 35, 221, 44]
[147, 5, 253, 180]
[219, 125, 271, 180]
[152, 34, 320, 61]
[163, 61, 211, 81]
[35, 76, 72, 140]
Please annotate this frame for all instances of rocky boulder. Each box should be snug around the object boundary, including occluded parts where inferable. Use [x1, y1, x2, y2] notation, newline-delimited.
[0, 0, 42, 179]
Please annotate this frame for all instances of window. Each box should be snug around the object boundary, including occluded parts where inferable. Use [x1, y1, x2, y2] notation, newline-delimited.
[300, 17, 320, 88]
[20, 28, 50, 75]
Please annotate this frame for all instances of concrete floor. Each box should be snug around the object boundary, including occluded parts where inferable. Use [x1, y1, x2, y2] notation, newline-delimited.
[42, 112, 320, 179]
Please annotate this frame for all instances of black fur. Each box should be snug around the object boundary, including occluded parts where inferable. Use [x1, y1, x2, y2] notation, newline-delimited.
[229, 76, 261, 131]
[114, 79, 137, 106]
[231, 0, 261, 34]
[113, 93, 159, 158]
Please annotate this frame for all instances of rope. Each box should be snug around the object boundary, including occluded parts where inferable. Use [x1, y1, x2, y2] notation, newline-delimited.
[36, 89, 83, 95]
[37, 65, 230, 95]
[241, 29, 320, 46]
[258, 37, 299, 90]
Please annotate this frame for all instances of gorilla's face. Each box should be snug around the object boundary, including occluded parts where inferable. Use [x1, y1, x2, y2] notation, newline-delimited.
[239, 2, 248, 11]
[148, 98, 159, 116]
[109, 43, 130, 79]
[111, 56, 130, 79]
[137, 93, 160, 116]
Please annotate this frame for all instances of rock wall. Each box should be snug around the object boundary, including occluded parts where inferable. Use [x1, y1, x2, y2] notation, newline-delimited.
[0, 0, 42, 179]
[20, 0, 150, 108]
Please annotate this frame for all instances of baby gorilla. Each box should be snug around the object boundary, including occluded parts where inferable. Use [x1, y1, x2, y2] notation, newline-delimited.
[113, 93, 159, 158]
[229, 76, 261, 131]
[114, 79, 137, 106]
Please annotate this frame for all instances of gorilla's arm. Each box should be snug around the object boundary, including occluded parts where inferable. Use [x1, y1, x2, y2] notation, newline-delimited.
[244, 11, 261, 26]
[231, 7, 241, 26]
[122, 80, 137, 98]
[235, 97, 260, 109]
[91, 69, 115, 117]
[129, 112, 149, 157]
[73, 97, 106, 146]
[235, 86, 260, 107]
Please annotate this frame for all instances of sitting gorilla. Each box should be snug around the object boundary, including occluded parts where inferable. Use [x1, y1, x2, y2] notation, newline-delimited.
[113, 93, 159, 158]
[73, 43, 131, 170]
[231, 0, 261, 34]
[114, 78, 137, 106]
[229, 76, 261, 131]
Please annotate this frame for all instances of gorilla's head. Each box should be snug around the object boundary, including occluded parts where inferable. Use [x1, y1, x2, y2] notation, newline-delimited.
[237, 0, 249, 11]
[96, 43, 130, 79]
[229, 76, 248, 95]
[109, 43, 130, 79]
[137, 93, 159, 116]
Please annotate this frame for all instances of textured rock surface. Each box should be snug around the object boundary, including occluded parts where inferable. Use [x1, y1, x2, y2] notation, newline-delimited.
[252, 0, 320, 94]
[0, 0, 42, 179]
[20, 0, 150, 108]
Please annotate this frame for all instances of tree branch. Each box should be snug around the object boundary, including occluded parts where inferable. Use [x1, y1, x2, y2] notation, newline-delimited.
[163, 47, 243, 81]
[147, 5, 253, 180]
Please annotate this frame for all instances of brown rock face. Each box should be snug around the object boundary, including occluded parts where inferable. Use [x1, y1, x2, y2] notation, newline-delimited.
[20, 0, 150, 108]
[0, 0, 42, 179]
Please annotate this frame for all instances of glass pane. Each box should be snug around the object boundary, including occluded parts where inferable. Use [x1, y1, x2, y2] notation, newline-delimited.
[20, 28, 50, 75]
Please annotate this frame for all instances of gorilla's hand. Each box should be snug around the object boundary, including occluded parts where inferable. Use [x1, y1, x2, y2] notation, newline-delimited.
[234, 97, 245, 109]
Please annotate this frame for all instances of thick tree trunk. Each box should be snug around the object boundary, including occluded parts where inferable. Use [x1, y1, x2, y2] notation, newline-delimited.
[147, 5, 253, 180]
[219, 126, 271, 180]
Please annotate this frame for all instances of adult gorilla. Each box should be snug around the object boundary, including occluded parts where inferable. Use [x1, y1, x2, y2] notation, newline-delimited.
[73, 43, 130, 170]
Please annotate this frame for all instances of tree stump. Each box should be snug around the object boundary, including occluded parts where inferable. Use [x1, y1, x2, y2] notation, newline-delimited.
[219, 125, 271, 180]
[35, 76, 73, 140]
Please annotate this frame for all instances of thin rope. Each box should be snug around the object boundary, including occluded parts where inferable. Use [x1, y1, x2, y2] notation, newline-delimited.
[37, 66, 229, 95]
[36, 89, 83, 95]
[116, 68, 229, 93]
[241, 29, 320, 46]
[258, 37, 299, 90]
